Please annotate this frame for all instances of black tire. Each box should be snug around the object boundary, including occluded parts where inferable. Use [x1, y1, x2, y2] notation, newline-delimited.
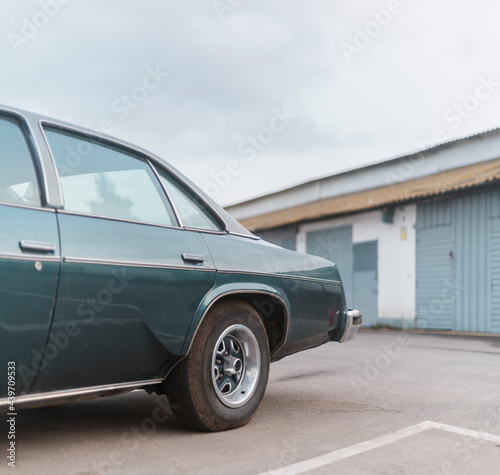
[165, 300, 270, 431]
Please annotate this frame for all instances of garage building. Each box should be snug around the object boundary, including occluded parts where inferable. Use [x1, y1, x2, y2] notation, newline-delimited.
[226, 129, 500, 333]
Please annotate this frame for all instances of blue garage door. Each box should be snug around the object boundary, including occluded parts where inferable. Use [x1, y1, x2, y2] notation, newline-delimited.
[417, 191, 500, 333]
[416, 201, 454, 330]
[453, 193, 490, 332]
[353, 241, 378, 326]
[490, 217, 500, 333]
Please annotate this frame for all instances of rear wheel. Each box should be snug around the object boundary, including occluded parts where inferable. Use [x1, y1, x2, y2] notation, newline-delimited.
[165, 300, 270, 431]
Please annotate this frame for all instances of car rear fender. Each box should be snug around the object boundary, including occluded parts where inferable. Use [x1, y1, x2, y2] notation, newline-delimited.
[181, 283, 291, 358]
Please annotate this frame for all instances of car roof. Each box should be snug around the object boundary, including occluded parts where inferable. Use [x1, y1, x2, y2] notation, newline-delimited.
[0, 104, 257, 239]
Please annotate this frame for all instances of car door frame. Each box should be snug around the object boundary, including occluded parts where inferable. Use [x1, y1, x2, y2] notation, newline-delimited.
[26, 121, 228, 393]
[0, 109, 62, 397]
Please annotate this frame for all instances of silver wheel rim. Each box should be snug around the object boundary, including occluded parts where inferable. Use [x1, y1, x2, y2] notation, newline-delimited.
[211, 324, 261, 408]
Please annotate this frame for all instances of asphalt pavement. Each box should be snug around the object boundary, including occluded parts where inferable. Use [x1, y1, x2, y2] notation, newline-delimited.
[5, 331, 500, 474]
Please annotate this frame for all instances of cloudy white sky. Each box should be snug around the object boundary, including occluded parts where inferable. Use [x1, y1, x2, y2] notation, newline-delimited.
[2, 0, 500, 206]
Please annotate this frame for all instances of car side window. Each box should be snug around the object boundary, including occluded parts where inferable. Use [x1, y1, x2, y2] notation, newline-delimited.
[0, 116, 41, 207]
[44, 127, 178, 227]
[156, 168, 224, 231]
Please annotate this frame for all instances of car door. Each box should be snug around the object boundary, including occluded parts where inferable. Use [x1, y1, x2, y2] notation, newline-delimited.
[0, 113, 61, 397]
[30, 126, 219, 393]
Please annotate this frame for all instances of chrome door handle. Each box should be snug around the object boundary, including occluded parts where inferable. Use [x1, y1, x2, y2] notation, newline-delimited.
[182, 253, 205, 264]
[19, 240, 56, 253]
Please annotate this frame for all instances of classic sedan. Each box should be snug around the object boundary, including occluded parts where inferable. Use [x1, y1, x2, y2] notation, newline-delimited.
[0, 105, 361, 431]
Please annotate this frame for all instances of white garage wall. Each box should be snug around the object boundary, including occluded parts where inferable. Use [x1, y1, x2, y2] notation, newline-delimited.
[297, 205, 416, 322]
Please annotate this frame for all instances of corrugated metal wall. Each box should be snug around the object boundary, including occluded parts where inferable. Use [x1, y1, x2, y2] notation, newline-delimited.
[491, 217, 500, 332]
[416, 202, 454, 329]
[453, 193, 490, 332]
[417, 190, 500, 333]
[353, 241, 378, 326]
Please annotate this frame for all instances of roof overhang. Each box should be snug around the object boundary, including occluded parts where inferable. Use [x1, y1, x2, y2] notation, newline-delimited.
[237, 157, 500, 232]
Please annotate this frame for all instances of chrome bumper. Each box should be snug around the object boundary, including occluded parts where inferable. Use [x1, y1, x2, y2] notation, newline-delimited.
[339, 309, 362, 343]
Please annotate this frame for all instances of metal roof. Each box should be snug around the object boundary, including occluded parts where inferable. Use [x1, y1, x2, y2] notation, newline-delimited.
[229, 126, 500, 210]
[237, 157, 500, 232]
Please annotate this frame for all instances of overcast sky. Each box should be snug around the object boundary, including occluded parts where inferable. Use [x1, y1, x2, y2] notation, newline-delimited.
[2, 0, 500, 206]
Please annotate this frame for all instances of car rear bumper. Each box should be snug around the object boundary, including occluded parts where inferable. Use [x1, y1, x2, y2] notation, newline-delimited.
[340, 309, 362, 342]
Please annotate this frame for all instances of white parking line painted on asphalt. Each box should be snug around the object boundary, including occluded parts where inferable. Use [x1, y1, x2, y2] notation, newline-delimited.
[260, 421, 500, 475]
[429, 421, 500, 443]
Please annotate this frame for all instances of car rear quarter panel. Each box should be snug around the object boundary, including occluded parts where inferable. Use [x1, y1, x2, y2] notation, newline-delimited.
[193, 234, 346, 359]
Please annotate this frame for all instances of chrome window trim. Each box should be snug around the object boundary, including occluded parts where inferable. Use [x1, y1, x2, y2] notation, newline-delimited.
[148, 158, 183, 228]
[151, 163, 228, 232]
[0, 252, 60, 263]
[39, 120, 230, 232]
[56, 209, 185, 231]
[0, 201, 56, 212]
[56, 209, 228, 236]
[23, 115, 51, 206]
[0, 109, 50, 208]
[228, 231, 261, 241]
[38, 120, 66, 206]
[63, 256, 215, 272]
[183, 227, 227, 236]
[0, 379, 164, 411]
[217, 269, 341, 285]
[149, 161, 227, 233]
[41, 125, 178, 228]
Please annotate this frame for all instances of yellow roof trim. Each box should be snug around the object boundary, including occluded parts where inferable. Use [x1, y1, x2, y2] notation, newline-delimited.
[238, 158, 500, 231]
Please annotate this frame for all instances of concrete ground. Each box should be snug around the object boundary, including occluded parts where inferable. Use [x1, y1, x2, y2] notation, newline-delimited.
[6, 331, 500, 474]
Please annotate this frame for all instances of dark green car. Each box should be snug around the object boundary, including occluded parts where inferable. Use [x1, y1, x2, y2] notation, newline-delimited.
[0, 105, 361, 431]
